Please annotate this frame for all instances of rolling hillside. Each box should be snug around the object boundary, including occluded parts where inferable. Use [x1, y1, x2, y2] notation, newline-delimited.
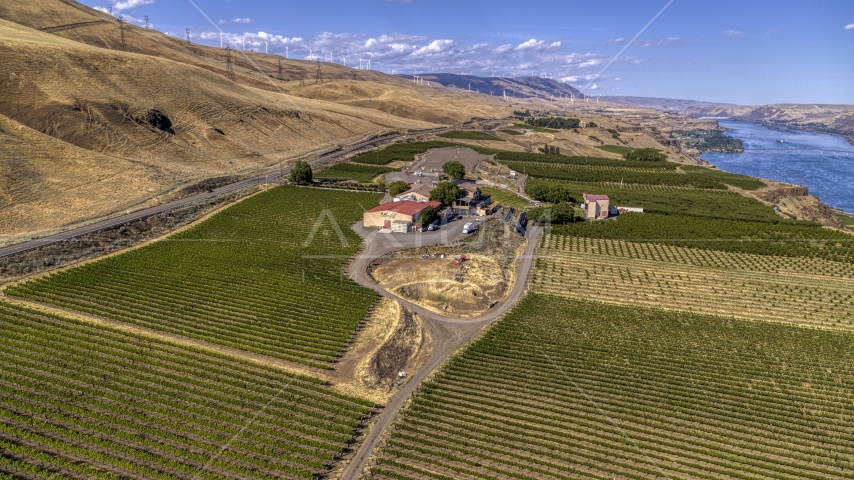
[0, 0, 512, 244]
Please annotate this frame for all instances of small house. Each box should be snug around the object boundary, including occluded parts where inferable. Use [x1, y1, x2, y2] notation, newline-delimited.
[583, 193, 610, 220]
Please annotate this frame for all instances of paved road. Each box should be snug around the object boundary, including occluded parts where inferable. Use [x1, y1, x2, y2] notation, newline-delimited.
[0, 128, 447, 260]
[338, 223, 543, 479]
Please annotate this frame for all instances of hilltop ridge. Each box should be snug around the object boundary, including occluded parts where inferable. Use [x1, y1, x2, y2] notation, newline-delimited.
[0, 0, 513, 243]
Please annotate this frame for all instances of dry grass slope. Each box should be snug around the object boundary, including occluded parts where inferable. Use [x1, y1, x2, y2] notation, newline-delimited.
[0, 0, 512, 243]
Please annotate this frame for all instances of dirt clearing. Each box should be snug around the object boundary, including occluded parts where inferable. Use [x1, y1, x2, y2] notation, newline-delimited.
[368, 219, 527, 317]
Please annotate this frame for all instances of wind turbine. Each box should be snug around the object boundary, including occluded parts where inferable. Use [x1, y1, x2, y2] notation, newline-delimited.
[243, 35, 246, 51]
[220, 33, 223, 48]
[286, 46, 289, 59]
[265, 42, 268, 54]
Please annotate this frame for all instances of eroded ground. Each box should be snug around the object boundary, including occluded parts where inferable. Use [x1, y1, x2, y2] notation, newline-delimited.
[367, 219, 527, 318]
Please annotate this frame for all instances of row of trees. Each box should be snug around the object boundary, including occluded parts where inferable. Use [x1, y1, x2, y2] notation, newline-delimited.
[527, 117, 581, 130]
[538, 145, 561, 155]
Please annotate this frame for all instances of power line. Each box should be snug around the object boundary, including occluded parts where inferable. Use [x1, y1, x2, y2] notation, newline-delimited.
[225, 44, 236, 81]
[117, 15, 126, 51]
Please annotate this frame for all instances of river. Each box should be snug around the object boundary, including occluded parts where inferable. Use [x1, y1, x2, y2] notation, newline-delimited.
[699, 120, 854, 214]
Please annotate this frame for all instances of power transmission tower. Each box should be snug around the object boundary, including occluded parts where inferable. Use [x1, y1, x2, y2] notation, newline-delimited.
[315, 60, 323, 84]
[186, 29, 191, 46]
[277, 59, 284, 80]
[225, 44, 236, 81]
[117, 15, 126, 51]
[144, 15, 149, 29]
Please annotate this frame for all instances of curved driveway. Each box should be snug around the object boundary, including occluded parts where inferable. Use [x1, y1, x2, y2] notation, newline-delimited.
[339, 223, 543, 479]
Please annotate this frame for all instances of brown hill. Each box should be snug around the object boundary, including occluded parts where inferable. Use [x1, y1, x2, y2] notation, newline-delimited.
[0, 0, 512, 244]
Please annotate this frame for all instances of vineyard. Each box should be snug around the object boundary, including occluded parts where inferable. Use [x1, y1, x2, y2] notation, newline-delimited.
[503, 161, 728, 189]
[369, 294, 854, 480]
[315, 163, 398, 183]
[552, 213, 854, 262]
[533, 235, 854, 329]
[437, 131, 504, 141]
[351, 141, 457, 165]
[526, 179, 781, 222]
[5, 187, 383, 369]
[0, 302, 375, 479]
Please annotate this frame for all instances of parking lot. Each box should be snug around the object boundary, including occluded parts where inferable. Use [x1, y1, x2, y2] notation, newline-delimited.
[383, 147, 490, 185]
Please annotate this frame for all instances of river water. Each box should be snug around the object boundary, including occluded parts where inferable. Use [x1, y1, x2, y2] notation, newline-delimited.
[700, 120, 854, 213]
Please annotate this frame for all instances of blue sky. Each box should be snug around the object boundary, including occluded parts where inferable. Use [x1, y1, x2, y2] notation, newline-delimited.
[84, 0, 854, 105]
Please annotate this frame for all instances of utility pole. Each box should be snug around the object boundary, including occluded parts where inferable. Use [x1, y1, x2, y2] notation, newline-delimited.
[117, 15, 126, 51]
[225, 44, 236, 81]
[144, 15, 149, 29]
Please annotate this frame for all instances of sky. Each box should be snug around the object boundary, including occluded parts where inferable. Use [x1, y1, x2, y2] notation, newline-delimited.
[82, 0, 854, 105]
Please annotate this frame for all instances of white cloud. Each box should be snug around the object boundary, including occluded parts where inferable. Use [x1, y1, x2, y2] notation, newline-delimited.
[109, 0, 154, 11]
[188, 28, 635, 89]
[723, 30, 744, 37]
[94, 6, 149, 26]
[846, 24, 854, 30]
[589, 84, 599, 90]
[632, 37, 681, 47]
[232, 18, 252, 24]
[604, 38, 625, 46]
[217, 19, 227, 25]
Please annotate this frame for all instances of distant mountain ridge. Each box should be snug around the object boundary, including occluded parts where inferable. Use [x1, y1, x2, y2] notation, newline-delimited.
[403, 73, 586, 101]
[604, 96, 854, 140]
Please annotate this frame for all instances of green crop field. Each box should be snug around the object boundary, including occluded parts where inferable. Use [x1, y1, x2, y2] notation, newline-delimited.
[512, 123, 559, 133]
[837, 214, 854, 227]
[534, 235, 854, 328]
[0, 302, 374, 479]
[681, 165, 767, 190]
[5, 187, 383, 369]
[315, 163, 397, 183]
[480, 187, 530, 209]
[596, 144, 635, 156]
[552, 213, 854, 262]
[498, 129, 524, 136]
[437, 131, 505, 141]
[526, 179, 780, 222]
[503, 161, 727, 189]
[351, 141, 456, 165]
[370, 294, 854, 480]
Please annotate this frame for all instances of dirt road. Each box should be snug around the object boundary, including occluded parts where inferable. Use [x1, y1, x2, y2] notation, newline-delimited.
[338, 223, 543, 479]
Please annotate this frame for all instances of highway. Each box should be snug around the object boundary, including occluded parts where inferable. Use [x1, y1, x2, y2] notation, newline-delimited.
[0, 127, 446, 260]
[338, 222, 543, 479]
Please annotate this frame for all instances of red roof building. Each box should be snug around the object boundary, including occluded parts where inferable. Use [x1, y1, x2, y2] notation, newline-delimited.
[583, 193, 610, 220]
[364, 200, 442, 228]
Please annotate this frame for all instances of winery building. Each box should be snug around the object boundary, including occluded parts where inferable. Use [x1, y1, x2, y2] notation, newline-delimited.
[583, 194, 610, 220]
[363, 200, 442, 229]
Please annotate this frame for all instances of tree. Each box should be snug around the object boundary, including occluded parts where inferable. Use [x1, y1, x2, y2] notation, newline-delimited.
[443, 161, 466, 180]
[419, 206, 438, 226]
[429, 182, 460, 207]
[586, 121, 598, 128]
[389, 180, 410, 196]
[528, 202, 576, 226]
[289, 161, 313, 185]
[625, 148, 667, 162]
